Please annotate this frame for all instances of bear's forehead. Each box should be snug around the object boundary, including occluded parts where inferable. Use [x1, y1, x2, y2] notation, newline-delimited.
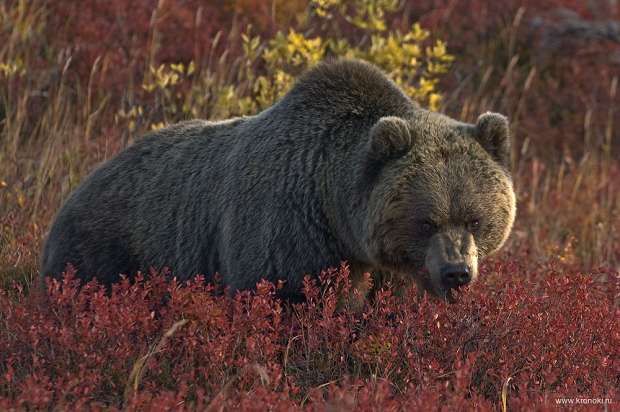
[408, 110, 470, 136]
[407, 171, 506, 222]
[406, 150, 507, 198]
[412, 139, 488, 166]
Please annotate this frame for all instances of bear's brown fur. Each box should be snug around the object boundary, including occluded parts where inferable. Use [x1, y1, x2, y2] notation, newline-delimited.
[41, 59, 516, 303]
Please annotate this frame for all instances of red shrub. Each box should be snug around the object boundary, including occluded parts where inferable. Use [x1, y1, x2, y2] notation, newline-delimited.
[1, 260, 617, 410]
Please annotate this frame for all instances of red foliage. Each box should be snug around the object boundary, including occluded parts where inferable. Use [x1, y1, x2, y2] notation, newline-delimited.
[42, 0, 221, 88]
[1, 260, 618, 410]
[40, 0, 302, 89]
[406, 0, 620, 160]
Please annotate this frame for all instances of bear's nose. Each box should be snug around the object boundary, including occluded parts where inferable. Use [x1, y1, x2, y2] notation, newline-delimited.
[440, 264, 471, 289]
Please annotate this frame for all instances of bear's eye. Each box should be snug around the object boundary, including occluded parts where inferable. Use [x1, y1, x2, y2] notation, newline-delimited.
[467, 219, 481, 232]
[419, 220, 437, 236]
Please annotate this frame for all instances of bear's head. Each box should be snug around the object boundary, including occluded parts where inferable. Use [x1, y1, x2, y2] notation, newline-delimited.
[365, 111, 516, 302]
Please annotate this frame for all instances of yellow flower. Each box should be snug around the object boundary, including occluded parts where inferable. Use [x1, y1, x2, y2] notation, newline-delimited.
[150, 122, 167, 131]
[429, 93, 442, 111]
[405, 23, 429, 42]
[0, 60, 25, 77]
[170, 63, 185, 74]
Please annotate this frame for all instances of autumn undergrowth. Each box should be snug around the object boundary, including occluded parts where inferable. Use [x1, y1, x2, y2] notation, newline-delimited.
[1, 260, 618, 410]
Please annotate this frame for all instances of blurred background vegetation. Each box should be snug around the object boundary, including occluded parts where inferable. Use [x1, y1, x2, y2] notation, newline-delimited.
[1, 0, 619, 288]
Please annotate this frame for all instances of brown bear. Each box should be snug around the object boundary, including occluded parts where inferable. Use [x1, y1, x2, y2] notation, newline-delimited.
[40, 59, 516, 303]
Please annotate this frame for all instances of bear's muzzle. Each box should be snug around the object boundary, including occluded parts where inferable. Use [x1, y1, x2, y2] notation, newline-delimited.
[424, 229, 479, 302]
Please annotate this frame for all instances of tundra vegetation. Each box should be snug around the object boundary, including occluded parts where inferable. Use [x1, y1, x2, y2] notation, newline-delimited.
[0, 0, 618, 410]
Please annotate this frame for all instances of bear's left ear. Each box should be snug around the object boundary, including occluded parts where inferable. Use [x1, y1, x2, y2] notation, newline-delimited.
[474, 112, 511, 168]
[368, 116, 413, 161]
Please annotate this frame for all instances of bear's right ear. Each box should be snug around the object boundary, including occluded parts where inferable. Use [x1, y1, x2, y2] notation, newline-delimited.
[368, 116, 413, 161]
[474, 112, 511, 168]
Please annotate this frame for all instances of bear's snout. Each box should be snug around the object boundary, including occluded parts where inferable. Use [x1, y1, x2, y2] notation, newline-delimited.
[423, 230, 479, 302]
[440, 263, 471, 289]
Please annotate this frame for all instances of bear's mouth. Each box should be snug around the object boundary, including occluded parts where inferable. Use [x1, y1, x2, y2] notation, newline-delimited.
[414, 269, 459, 304]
